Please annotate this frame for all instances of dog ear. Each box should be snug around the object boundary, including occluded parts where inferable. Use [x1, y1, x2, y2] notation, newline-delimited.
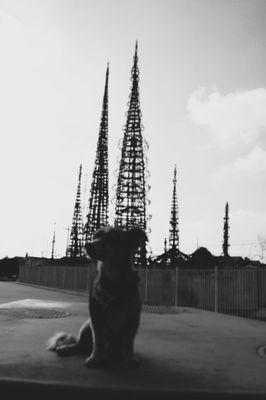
[127, 228, 148, 250]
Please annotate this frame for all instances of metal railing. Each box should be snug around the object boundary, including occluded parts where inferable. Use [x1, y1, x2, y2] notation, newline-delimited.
[19, 264, 266, 321]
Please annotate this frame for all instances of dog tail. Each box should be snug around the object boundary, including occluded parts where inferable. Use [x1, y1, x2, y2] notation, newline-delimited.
[46, 332, 77, 351]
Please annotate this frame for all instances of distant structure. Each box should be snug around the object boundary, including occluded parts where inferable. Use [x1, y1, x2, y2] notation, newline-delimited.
[67, 164, 84, 258]
[64, 227, 70, 257]
[51, 223, 56, 259]
[257, 235, 266, 263]
[114, 42, 149, 266]
[223, 202, 230, 257]
[169, 164, 179, 255]
[153, 166, 189, 267]
[84, 64, 109, 243]
[164, 238, 168, 253]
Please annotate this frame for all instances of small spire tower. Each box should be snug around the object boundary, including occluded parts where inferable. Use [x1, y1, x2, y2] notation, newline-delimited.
[164, 238, 168, 253]
[153, 166, 189, 267]
[223, 202, 230, 257]
[114, 42, 149, 266]
[51, 223, 56, 259]
[67, 164, 84, 258]
[169, 164, 179, 253]
[84, 64, 109, 242]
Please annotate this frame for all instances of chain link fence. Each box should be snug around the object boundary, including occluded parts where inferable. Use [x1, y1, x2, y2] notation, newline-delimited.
[19, 264, 266, 321]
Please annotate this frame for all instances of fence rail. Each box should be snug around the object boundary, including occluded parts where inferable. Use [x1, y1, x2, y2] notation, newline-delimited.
[19, 264, 266, 322]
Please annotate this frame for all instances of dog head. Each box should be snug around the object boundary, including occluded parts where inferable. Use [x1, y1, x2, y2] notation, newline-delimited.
[85, 226, 147, 268]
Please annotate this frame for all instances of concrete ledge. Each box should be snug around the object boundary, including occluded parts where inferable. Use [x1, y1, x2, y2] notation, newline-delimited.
[1, 282, 266, 397]
[0, 378, 265, 400]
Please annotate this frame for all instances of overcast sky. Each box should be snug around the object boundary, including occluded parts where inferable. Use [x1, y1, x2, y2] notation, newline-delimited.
[0, 0, 266, 260]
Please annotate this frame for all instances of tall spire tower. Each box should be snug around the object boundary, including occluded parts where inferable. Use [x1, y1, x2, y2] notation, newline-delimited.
[84, 64, 109, 242]
[169, 164, 179, 253]
[67, 164, 84, 258]
[114, 42, 149, 266]
[223, 202, 230, 257]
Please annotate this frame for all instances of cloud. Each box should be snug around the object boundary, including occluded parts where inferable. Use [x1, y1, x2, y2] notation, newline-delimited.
[233, 147, 266, 174]
[212, 146, 266, 181]
[187, 87, 266, 147]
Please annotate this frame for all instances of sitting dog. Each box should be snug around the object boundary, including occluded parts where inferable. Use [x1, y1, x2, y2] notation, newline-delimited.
[47, 226, 147, 368]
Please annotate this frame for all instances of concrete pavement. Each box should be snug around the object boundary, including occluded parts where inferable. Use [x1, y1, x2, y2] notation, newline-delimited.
[0, 281, 266, 399]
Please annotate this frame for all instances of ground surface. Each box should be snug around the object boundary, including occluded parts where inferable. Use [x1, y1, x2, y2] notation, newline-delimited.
[0, 281, 266, 398]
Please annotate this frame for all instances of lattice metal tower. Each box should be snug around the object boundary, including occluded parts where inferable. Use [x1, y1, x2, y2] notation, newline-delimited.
[67, 164, 84, 258]
[152, 166, 190, 267]
[169, 164, 179, 252]
[84, 64, 109, 243]
[114, 42, 148, 266]
[223, 202, 230, 257]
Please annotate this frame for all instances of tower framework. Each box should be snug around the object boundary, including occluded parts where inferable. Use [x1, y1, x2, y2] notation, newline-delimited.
[84, 65, 109, 243]
[169, 164, 179, 252]
[67, 164, 84, 258]
[223, 202, 230, 257]
[114, 42, 149, 266]
[153, 165, 189, 267]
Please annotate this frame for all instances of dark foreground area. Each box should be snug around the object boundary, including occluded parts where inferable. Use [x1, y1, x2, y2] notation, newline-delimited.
[0, 282, 266, 400]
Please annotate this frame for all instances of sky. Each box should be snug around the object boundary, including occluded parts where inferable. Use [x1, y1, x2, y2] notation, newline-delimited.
[0, 0, 266, 261]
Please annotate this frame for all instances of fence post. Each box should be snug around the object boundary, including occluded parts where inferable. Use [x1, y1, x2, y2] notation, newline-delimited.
[86, 267, 90, 293]
[144, 267, 148, 304]
[45, 267, 48, 287]
[53, 267, 56, 288]
[63, 266, 66, 289]
[74, 267, 77, 291]
[214, 266, 218, 312]
[174, 267, 179, 307]
[38, 266, 41, 285]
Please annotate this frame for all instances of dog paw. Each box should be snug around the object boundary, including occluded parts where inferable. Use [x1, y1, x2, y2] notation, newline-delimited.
[84, 355, 104, 368]
[56, 345, 74, 356]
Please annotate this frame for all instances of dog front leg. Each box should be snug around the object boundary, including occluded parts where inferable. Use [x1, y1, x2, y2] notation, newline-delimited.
[122, 316, 140, 368]
[84, 320, 105, 367]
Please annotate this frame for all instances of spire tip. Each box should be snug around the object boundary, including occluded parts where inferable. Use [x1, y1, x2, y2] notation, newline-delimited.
[135, 40, 138, 55]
